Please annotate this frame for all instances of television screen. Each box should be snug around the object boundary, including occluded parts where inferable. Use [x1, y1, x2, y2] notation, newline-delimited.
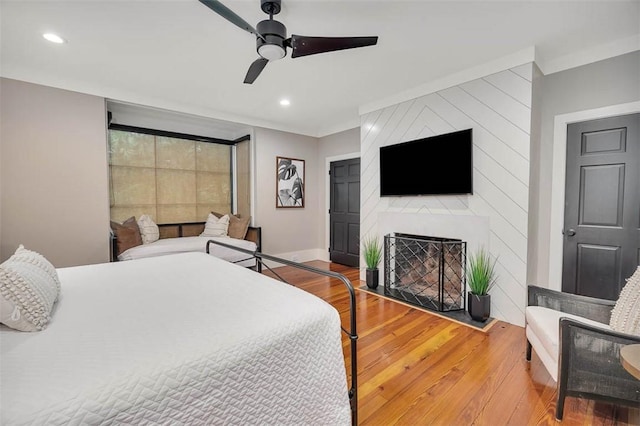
[380, 129, 473, 196]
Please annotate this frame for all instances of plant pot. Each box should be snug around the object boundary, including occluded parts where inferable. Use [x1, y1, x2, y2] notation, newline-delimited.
[366, 268, 379, 289]
[468, 292, 491, 322]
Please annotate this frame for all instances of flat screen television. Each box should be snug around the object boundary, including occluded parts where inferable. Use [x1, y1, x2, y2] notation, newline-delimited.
[380, 129, 473, 196]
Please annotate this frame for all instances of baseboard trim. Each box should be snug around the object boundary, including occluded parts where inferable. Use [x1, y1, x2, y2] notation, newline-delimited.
[261, 249, 326, 269]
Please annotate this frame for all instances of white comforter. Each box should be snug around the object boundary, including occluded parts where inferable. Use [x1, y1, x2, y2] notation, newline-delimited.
[0, 253, 350, 425]
[118, 236, 256, 267]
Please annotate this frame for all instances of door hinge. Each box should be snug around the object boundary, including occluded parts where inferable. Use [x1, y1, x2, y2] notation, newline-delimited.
[328, 209, 331, 214]
[328, 169, 331, 175]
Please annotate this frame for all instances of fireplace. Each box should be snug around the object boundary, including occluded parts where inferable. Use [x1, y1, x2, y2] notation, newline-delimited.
[384, 233, 466, 312]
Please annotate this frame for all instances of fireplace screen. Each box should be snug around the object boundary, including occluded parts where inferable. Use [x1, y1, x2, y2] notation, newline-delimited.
[384, 233, 466, 312]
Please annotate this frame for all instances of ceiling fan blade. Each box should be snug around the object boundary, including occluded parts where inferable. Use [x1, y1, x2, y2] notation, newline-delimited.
[244, 58, 269, 84]
[288, 35, 378, 58]
[199, 0, 263, 39]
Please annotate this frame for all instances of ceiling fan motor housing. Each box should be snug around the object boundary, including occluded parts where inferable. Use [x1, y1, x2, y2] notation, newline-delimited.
[256, 19, 287, 60]
[260, 0, 281, 15]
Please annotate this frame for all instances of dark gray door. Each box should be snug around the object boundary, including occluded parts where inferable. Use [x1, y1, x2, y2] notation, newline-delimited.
[330, 158, 360, 267]
[562, 113, 640, 300]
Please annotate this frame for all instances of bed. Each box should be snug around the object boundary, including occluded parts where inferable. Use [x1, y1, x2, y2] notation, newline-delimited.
[0, 251, 355, 425]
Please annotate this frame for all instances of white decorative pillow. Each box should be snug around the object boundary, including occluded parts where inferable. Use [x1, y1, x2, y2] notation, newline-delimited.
[610, 266, 640, 336]
[0, 245, 61, 331]
[200, 213, 230, 238]
[137, 214, 160, 244]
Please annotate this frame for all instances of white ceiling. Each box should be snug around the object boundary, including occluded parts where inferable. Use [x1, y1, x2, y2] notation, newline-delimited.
[1, 0, 639, 137]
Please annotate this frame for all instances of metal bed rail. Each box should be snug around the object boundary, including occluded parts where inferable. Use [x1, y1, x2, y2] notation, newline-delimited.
[206, 239, 358, 425]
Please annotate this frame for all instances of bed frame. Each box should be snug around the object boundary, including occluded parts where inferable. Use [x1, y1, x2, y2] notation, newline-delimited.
[206, 239, 359, 425]
[110, 222, 262, 272]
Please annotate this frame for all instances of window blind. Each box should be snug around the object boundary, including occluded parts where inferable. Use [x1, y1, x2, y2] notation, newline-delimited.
[108, 129, 232, 224]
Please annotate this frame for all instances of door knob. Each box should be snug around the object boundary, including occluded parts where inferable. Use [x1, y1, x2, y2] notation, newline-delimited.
[563, 229, 576, 236]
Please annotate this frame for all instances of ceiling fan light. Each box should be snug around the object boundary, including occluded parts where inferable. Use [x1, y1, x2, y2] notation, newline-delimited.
[258, 44, 285, 61]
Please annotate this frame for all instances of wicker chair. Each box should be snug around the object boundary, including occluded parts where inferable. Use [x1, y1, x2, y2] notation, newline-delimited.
[525, 285, 640, 420]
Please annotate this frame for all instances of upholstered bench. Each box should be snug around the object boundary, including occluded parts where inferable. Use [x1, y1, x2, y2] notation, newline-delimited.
[111, 219, 262, 272]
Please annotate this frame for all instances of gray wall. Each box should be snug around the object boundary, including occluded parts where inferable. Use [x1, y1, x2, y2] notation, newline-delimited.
[0, 78, 110, 267]
[7, 51, 634, 273]
[254, 127, 321, 257]
[253, 127, 360, 259]
[317, 127, 360, 256]
[0, 79, 330, 266]
[531, 51, 640, 285]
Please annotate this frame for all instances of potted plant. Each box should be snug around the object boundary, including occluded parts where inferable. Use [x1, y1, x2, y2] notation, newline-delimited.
[362, 236, 383, 289]
[467, 248, 498, 322]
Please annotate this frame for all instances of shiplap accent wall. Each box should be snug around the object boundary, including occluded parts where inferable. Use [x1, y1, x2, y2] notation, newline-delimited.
[361, 63, 533, 326]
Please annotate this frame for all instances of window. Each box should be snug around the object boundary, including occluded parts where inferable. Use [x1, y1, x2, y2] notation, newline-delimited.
[108, 129, 235, 224]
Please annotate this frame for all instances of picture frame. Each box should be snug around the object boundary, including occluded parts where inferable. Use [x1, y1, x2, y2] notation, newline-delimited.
[276, 156, 305, 208]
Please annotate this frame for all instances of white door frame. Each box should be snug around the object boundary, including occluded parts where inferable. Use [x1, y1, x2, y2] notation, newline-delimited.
[323, 152, 360, 262]
[548, 101, 640, 290]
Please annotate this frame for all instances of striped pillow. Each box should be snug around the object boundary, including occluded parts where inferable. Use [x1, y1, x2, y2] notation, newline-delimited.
[201, 213, 230, 238]
[610, 266, 640, 336]
[0, 245, 61, 331]
[137, 214, 160, 244]
[211, 211, 251, 240]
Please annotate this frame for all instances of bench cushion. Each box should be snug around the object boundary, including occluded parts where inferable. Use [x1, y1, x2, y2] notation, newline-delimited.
[525, 306, 611, 381]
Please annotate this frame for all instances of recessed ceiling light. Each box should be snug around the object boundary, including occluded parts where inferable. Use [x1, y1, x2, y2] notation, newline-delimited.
[279, 99, 291, 107]
[42, 33, 66, 44]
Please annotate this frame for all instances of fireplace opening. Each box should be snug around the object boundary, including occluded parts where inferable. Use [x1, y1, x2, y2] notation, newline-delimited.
[384, 233, 466, 312]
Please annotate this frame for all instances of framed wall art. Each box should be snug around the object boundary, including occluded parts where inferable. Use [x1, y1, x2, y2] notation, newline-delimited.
[276, 156, 305, 208]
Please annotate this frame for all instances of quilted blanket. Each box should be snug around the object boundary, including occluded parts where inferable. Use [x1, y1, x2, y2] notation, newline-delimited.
[0, 253, 350, 425]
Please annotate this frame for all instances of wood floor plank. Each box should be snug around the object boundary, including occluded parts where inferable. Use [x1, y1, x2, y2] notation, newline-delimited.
[390, 324, 523, 425]
[266, 261, 632, 425]
[471, 356, 530, 425]
[502, 351, 556, 425]
[358, 324, 487, 424]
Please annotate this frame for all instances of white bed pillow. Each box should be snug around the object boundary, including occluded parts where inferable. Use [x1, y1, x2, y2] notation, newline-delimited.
[610, 266, 640, 336]
[200, 213, 230, 237]
[0, 245, 61, 331]
[137, 214, 160, 244]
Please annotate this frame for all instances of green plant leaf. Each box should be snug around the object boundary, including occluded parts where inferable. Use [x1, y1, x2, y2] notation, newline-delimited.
[362, 235, 383, 269]
[466, 247, 498, 296]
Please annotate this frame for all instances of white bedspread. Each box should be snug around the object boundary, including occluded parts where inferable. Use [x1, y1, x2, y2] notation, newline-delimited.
[118, 236, 257, 267]
[0, 253, 350, 425]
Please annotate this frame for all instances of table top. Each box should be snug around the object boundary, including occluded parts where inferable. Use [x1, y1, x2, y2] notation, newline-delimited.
[621, 344, 640, 380]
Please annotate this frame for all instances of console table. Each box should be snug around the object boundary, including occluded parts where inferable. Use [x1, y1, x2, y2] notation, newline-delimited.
[621, 344, 640, 380]
[620, 344, 640, 424]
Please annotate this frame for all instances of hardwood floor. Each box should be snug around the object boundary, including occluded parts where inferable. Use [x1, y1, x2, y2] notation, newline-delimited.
[263, 261, 634, 426]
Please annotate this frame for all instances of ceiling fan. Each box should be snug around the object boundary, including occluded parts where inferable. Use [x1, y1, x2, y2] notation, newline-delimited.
[199, 0, 379, 84]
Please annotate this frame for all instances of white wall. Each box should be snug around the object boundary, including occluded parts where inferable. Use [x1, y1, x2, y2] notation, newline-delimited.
[360, 64, 534, 326]
[0, 78, 110, 267]
[253, 127, 321, 260]
[527, 64, 544, 286]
